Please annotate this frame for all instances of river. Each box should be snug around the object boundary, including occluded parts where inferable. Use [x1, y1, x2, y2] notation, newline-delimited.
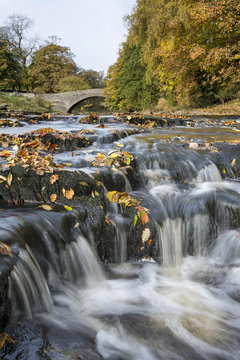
[1, 114, 240, 359]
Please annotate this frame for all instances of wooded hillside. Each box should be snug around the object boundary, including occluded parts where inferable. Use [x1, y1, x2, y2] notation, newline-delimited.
[105, 0, 240, 111]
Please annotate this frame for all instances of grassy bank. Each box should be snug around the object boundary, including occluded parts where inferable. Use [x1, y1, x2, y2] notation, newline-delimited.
[153, 98, 240, 116]
[0, 94, 52, 114]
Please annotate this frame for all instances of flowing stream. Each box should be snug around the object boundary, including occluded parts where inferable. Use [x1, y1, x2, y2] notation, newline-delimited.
[1, 115, 240, 359]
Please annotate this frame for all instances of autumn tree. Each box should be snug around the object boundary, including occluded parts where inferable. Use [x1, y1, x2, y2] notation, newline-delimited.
[57, 74, 90, 92]
[106, 0, 240, 109]
[78, 69, 105, 88]
[0, 36, 21, 91]
[29, 44, 77, 93]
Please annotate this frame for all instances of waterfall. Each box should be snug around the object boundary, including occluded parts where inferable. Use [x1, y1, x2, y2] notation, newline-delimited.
[2, 117, 240, 360]
[9, 235, 104, 319]
[9, 246, 53, 319]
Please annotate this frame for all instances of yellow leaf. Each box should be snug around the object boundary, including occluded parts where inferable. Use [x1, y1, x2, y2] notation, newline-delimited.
[64, 163, 72, 167]
[0, 175, 7, 182]
[108, 152, 121, 159]
[0, 332, 14, 350]
[134, 214, 138, 226]
[79, 181, 88, 186]
[64, 205, 72, 211]
[117, 143, 124, 147]
[38, 204, 52, 211]
[7, 173, 12, 186]
[106, 191, 118, 202]
[0, 242, 13, 257]
[223, 168, 226, 174]
[62, 188, 66, 196]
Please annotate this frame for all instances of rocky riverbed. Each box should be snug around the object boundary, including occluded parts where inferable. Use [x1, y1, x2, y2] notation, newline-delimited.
[0, 113, 240, 359]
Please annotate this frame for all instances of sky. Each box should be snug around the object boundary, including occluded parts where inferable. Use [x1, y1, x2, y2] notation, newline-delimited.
[0, 0, 136, 74]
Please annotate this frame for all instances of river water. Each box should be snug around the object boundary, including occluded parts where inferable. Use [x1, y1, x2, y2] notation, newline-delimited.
[1, 115, 240, 359]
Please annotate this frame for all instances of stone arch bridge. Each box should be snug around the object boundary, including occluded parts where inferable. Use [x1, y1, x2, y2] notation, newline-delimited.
[6, 89, 105, 113]
[40, 88, 105, 113]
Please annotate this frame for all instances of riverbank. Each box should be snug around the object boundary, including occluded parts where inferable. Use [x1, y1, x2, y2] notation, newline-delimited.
[152, 97, 240, 116]
[0, 94, 52, 114]
[1, 92, 240, 116]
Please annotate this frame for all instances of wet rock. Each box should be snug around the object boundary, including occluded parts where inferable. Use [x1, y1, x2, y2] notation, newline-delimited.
[0, 119, 23, 128]
[118, 114, 193, 127]
[26, 129, 92, 152]
[0, 249, 18, 333]
[210, 143, 240, 179]
[1, 321, 103, 360]
[0, 165, 99, 206]
[97, 128, 149, 144]
[0, 270, 11, 333]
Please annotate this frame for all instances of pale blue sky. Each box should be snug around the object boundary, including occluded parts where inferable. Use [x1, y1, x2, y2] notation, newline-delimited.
[0, 0, 136, 73]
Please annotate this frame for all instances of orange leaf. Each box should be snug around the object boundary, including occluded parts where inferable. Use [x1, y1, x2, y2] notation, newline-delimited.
[50, 194, 57, 203]
[97, 152, 105, 161]
[0, 242, 13, 257]
[142, 213, 150, 225]
[147, 239, 152, 247]
[36, 168, 44, 176]
[65, 188, 74, 199]
[50, 144, 58, 150]
[50, 174, 59, 184]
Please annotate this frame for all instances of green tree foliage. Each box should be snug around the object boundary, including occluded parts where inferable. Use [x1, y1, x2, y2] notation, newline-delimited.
[0, 37, 21, 91]
[106, 0, 240, 109]
[57, 74, 90, 92]
[105, 42, 159, 111]
[29, 44, 77, 93]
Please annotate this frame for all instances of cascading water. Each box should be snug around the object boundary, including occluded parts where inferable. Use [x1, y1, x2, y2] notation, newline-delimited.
[1, 118, 240, 360]
[9, 246, 53, 319]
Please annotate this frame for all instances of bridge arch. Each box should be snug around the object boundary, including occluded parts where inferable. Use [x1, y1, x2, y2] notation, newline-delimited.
[68, 95, 105, 113]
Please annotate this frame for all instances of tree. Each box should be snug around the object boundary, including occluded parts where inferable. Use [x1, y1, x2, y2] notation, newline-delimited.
[105, 42, 159, 111]
[0, 14, 39, 91]
[78, 69, 105, 88]
[1, 14, 38, 67]
[106, 0, 240, 109]
[0, 37, 21, 91]
[57, 75, 90, 92]
[29, 44, 77, 93]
